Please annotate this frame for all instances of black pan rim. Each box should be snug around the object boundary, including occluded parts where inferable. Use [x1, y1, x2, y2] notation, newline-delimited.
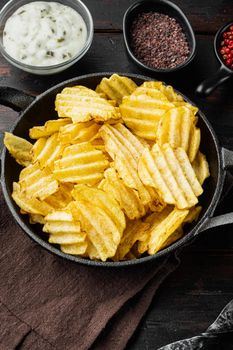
[0, 72, 224, 267]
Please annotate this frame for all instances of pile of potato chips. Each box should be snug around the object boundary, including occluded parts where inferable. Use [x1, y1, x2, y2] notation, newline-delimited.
[4, 74, 210, 262]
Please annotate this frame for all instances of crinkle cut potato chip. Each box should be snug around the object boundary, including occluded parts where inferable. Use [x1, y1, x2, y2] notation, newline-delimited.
[55, 85, 120, 123]
[29, 118, 71, 139]
[138, 144, 203, 209]
[192, 152, 210, 185]
[53, 141, 109, 185]
[58, 120, 100, 144]
[31, 133, 65, 169]
[60, 242, 87, 255]
[43, 210, 86, 245]
[99, 168, 146, 219]
[138, 207, 189, 255]
[120, 85, 174, 140]
[114, 219, 149, 261]
[4, 132, 33, 166]
[141, 81, 183, 102]
[99, 123, 164, 208]
[12, 182, 53, 216]
[19, 162, 59, 200]
[96, 74, 137, 105]
[71, 184, 126, 261]
[147, 208, 189, 254]
[44, 183, 74, 210]
[5, 74, 210, 262]
[156, 106, 201, 162]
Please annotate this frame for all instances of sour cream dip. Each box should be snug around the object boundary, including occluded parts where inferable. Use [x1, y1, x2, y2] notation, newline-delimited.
[3, 1, 87, 66]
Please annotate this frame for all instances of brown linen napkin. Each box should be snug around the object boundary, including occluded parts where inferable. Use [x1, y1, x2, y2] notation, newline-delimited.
[0, 188, 179, 350]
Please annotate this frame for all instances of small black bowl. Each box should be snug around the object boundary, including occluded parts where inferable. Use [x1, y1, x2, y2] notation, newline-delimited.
[123, 0, 196, 74]
[196, 21, 233, 96]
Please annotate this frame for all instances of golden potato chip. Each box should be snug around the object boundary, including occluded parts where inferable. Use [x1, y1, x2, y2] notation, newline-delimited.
[90, 136, 107, 152]
[19, 162, 59, 200]
[43, 210, 86, 246]
[71, 201, 120, 261]
[160, 227, 184, 250]
[99, 168, 146, 219]
[184, 206, 202, 223]
[138, 144, 203, 209]
[12, 182, 53, 216]
[53, 142, 109, 185]
[138, 207, 189, 254]
[149, 207, 189, 254]
[60, 242, 88, 255]
[58, 120, 100, 144]
[188, 126, 201, 162]
[96, 74, 137, 105]
[114, 219, 149, 260]
[192, 152, 210, 185]
[29, 118, 70, 139]
[157, 107, 195, 149]
[72, 184, 126, 235]
[31, 137, 46, 161]
[4, 132, 33, 167]
[44, 183, 74, 210]
[31, 133, 65, 169]
[85, 240, 101, 260]
[90, 136, 114, 163]
[140, 81, 198, 116]
[96, 89, 108, 99]
[107, 100, 117, 107]
[99, 123, 144, 167]
[173, 101, 198, 115]
[120, 87, 174, 140]
[99, 123, 163, 208]
[156, 106, 200, 162]
[138, 207, 172, 254]
[49, 232, 85, 245]
[132, 86, 168, 100]
[141, 81, 183, 102]
[140, 81, 164, 90]
[71, 185, 126, 261]
[158, 206, 201, 250]
[55, 85, 120, 123]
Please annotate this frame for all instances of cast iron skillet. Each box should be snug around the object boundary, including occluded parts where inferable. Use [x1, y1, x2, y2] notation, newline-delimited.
[1, 72, 233, 267]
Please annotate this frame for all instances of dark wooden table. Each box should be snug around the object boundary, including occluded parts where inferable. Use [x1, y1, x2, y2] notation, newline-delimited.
[0, 0, 233, 349]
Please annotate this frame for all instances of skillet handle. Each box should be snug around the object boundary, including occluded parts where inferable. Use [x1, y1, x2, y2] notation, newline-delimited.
[198, 147, 233, 233]
[195, 65, 231, 96]
[222, 147, 233, 169]
[0, 86, 35, 112]
[200, 213, 233, 233]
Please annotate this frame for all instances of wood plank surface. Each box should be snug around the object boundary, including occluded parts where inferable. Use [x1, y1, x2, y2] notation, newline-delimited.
[73, 0, 233, 34]
[0, 0, 233, 349]
[0, 0, 232, 34]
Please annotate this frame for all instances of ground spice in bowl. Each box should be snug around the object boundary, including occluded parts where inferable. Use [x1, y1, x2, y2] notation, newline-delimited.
[130, 12, 190, 70]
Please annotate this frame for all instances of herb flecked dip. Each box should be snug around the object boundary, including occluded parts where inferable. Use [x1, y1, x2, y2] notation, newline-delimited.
[3, 1, 87, 66]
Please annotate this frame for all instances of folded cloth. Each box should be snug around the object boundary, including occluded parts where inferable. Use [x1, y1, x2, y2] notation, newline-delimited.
[0, 188, 179, 350]
[1, 170, 233, 350]
[158, 299, 233, 350]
